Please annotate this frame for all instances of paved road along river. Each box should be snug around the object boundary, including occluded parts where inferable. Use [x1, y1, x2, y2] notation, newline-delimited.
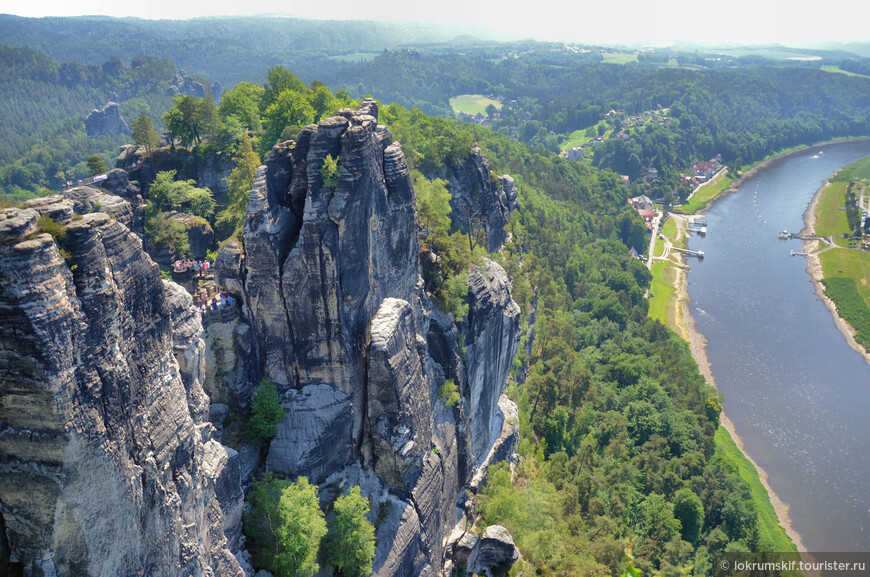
[687, 141, 870, 552]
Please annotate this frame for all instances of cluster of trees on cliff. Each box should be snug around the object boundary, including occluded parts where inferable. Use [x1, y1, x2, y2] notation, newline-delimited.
[380, 104, 788, 575]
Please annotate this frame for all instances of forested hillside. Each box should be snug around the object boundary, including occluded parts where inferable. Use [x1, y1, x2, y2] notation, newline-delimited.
[379, 105, 790, 575]
[0, 44, 177, 197]
[327, 50, 870, 190]
[0, 14, 500, 87]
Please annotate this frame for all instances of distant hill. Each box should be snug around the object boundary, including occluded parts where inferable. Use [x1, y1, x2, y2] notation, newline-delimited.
[0, 44, 178, 197]
[0, 14, 505, 86]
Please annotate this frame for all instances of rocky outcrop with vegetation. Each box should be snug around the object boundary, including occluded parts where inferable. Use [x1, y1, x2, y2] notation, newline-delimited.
[84, 101, 130, 138]
[216, 99, 522, 576]
[431, 145, 519, 252]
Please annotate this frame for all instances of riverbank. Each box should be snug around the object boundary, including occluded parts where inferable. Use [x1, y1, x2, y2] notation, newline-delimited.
[682, 139, 869, 216]
[668, 146, 825, 552]
[802, 175, 870, 367]
[652, 140, 870, 554]
[649, 215, 802, 551]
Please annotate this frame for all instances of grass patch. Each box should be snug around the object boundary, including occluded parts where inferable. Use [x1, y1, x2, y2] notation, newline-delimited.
[648, 260, 677, 326]
[562, 129, 592, 150]
[712, 427, 798, 553]
[661, 217, 677, 240]
[449, 94, 502, 117]
[820, 65, 870, 79]
[820, 277, 870, 350]
[602, 52, 638, 65]
[819, 248, 870, 351]
[832, 155, 870, 183]
[678, 171, 735, 214]
[814, 181, 851, 237]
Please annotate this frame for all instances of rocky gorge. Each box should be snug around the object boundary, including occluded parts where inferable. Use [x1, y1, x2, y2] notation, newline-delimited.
[0, 98, 523, 576]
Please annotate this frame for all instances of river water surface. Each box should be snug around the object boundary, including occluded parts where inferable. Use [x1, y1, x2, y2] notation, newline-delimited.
[686, 141, 870, 552]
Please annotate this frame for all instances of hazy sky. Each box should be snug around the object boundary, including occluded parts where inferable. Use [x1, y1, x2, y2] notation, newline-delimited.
[5, 0, 870, 46]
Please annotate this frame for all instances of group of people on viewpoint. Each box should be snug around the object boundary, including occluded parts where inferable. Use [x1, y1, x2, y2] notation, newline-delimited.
[194, 290, 233, 313]
[174, 259, 212, 273]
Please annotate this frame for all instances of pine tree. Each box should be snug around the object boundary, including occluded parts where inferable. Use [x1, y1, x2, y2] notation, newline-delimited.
[131, 114, 160, 158]
[244, 378, 284, 446]
[217, 132, 260, 240]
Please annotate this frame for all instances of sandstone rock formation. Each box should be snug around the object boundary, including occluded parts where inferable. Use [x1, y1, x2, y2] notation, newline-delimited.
[85, 101, 130, 138]
[0, 201, 244, 576]
[217, 99, 522, 576]
[467, 525, 521, 577]
[165, 70, 222, 102]
[117, 144, 233, 203]
[431, 145, 520, 252]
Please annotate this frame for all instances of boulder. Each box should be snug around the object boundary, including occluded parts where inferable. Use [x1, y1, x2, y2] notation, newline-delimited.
[266, 384, 354, 482]
[467, 525, 521, 577]
[101, 167, 141, 202]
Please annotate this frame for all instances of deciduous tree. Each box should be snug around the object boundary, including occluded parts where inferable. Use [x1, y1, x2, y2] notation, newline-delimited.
[323, 487, 376, 577]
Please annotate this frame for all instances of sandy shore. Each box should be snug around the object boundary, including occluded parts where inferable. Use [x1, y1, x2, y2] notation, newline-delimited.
[801, 178, 870, 367]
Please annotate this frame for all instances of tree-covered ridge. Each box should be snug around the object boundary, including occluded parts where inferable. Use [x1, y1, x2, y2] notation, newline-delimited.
[0, 44, 177, 198]
[380, 105, 792, 575]
[330, 50, 870, 192]
[0, 14, 498, 88]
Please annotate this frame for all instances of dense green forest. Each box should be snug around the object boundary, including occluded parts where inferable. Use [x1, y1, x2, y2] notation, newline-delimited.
[0, 14, 499, 87]
[4, 16, 870, 200]
[327, 50, 870, 193]
[0, 44, 177, 198]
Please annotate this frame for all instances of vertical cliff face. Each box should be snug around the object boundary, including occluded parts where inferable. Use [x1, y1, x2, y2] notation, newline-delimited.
[0, 204, 243, 576]
[218, 100, 522, 576]
[432, 145, 520, 253]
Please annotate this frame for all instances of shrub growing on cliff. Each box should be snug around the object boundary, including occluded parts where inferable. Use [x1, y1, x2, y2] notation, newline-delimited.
[148, 212, 190, 259]
[148, 170, 215, 218]
[244, 473, 327, 577]
[439, 378, 461, 407]
[320, 154, 340, 189]
[244, 378, 285, 446]
[322, 486, 376, 577]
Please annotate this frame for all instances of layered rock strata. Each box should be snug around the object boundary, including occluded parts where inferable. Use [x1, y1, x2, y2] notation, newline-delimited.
[0, 202, 244, 576]
[217, 99, 521, 576]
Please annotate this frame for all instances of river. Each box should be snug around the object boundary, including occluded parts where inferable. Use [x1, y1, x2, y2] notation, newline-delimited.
[686, 141, 870, 553]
